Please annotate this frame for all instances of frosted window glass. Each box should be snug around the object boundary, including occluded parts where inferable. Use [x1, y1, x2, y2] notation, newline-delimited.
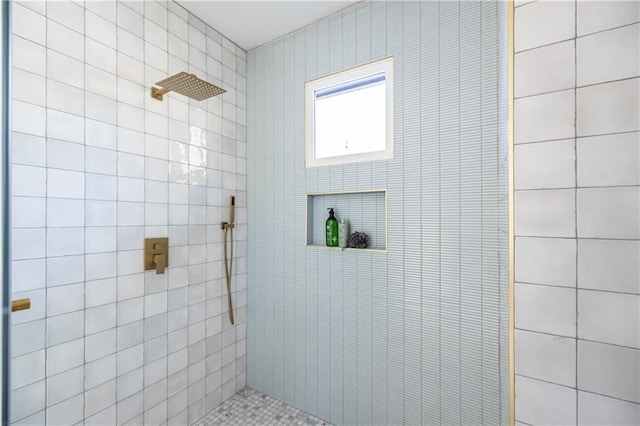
[305, 57, 393, 167]
[314, 77, 386, 159]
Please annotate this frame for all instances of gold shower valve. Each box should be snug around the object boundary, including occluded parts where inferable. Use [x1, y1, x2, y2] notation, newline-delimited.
[144, 238, 169, 274]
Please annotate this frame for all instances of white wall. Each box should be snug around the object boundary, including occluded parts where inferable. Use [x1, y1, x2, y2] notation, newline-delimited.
[514, 1, 640, 424]
[9, 1, 247, 424]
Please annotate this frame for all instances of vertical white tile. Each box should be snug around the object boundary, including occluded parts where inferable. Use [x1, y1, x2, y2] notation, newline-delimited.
[86, 39, 117, 75]
[47, 49, 84, 89]
[86, 252, 118, 281]
[515, 237, 576, 287]
[86, 11, 117, 48]
[12, 196, 46, 228]
[514, 139, 575, 190]
[47, 20, 84, 61]
[86, 277, 117, 308]
[578, 391, 640, 426]
[12, 228, 44, 261]
[515, 0, 575, 52]
[578, 340, 640, 403]
[579, 290, 640, 349]
[516, 283, 576, 337]
[45, 226, 84, 257]
[11, 380, 45, 423]
[86, 303, 117, 335]
[85, 354, 116, 389]
[515, 90, 575, 144]
[47, 169, 85, 199]
[12, 101, 46, 137]
[46, 338, 84, 376]
[12, 68, 46, 105]
[12, 3, 46, 45]
[12, 132, 46, 167]
[12, 164, 45, 197]
[46, 366, 84, 406]
[47, 139, 85, 171]
[85, 380, 117, 417]
[47, 199, 84, 228]
[577, 187, 640, 239]
[577, 132, 640, 187]
[577, 24, 640, 86]
[46, 310, 84, 347]
[12, 350, 45, 389]
[85, 329, 116, 362]
[47, 282, 84, 316]
[515, 40, 575, 97]
[578, 239, 640, 294]
[577, 0, 640, 36]
[577, 78, 640, 137]
[46, 394, 84, 425]
[515, 189, 576, 237]
[47, 255, 84, 287]
[46, 0, 85, 33]
[515, 376, 576, 425]
[47, 109, 85, 144]
[86, 226, 117, 254]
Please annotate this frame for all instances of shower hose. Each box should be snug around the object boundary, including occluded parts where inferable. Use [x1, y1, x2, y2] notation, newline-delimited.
[222, 224, 235, 325]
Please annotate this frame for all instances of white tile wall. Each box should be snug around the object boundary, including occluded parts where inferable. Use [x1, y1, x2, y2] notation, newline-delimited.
[515, 2, 640, 424]
[10, 0, 247, 424]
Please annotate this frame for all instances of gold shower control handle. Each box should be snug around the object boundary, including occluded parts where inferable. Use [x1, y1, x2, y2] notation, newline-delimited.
[144, 238, 169, 274]
[154, 254, 166, 275]
[11, 298, 31, 312]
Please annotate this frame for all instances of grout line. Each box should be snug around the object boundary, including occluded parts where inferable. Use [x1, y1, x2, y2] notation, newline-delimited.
[515, 327, 640, 352]
[516, 281, 640, 297]
[573, 4, 579, 415]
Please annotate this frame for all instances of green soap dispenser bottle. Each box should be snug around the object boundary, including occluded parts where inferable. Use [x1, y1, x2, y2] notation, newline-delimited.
[326, 208, 339, 247]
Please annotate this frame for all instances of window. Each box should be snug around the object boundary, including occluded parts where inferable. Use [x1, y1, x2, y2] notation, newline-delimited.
[305, 57, 393, 168]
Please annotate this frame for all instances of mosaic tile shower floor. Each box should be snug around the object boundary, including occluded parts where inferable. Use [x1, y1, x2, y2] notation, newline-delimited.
[194, 388, 331, 426]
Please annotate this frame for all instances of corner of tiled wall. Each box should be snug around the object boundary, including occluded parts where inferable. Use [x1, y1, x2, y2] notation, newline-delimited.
[514, 0, 640, 424]
[10, 1, 247, 424]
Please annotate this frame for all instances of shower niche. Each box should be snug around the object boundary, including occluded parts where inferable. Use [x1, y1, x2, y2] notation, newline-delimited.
[306, 189, 387, 251]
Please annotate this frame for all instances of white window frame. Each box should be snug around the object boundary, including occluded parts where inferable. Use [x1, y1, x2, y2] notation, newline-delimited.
[305, 57, 394, 168]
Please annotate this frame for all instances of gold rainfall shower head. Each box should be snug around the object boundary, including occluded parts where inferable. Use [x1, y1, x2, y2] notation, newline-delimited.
[150, 72, 226, 102]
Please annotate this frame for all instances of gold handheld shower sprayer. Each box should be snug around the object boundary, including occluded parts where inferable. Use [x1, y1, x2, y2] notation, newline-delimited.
[150, 72, 226, 102]
[221, 196, 235, 325]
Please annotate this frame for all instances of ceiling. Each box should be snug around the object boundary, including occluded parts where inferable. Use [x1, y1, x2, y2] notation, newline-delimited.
[177, 1, 360, 51]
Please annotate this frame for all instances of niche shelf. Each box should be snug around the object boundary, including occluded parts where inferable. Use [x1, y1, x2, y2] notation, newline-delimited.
[305, 189, 387, 252]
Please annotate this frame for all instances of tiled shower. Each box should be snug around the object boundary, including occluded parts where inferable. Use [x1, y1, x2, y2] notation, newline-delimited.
[3, 0, 639, 425]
